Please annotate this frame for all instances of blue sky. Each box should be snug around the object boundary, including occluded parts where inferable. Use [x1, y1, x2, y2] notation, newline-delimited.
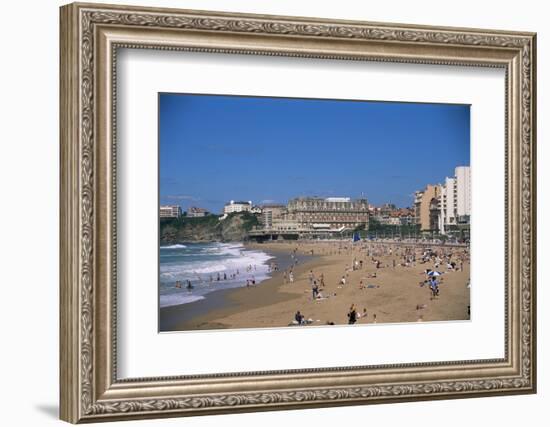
[159, 93, 470, 213]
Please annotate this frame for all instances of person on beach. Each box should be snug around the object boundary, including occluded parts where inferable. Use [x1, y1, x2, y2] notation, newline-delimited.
[430, 278, 439, 299]
[295, 311, 305, 325]
[186, 280, 193, 290]
[283, 270, 287, 284]
[312, 280, 319, 300]
[175, 281, 182, 289]
[289, 271, 294, 283]
[347, 304, 358, 325]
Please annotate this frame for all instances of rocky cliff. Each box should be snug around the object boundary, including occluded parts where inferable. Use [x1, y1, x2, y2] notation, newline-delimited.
[160, 212, 259, 244]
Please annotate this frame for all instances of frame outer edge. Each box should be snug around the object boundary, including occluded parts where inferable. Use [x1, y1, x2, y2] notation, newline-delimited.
[60, 3, 81, 424]
[529, 33, 537, 393]
[59, 2, 537, 422]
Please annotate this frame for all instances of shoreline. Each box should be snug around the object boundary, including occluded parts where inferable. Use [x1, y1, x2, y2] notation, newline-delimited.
[159, 246, 316, 331]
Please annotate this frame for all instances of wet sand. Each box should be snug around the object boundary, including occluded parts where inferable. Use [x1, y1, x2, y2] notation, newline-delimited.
[160, 248, 314, 331]
[160, 240, 470, 332]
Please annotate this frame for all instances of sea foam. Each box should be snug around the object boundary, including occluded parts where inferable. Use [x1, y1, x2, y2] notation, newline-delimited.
[159, 242, 274, 308]
[160, 244, 187, 249]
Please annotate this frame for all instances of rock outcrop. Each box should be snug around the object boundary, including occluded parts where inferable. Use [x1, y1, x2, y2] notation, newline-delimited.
[160, 212, 259, 244]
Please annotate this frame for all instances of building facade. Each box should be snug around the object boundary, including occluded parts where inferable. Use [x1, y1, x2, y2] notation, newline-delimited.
[187, 207, 209, 218]
[270, 218, 301, 232]
[159, 205, 182, 219]
[250, 205, 262, 214]
[439, 176, 456, 229]
[414, 184, 440, 231]
[438, 166, 471, 235]
[378, 216, 402, 226]
[371, 206, 414, 226]
[260, 204, 286, 228]
[286, 197, 369, 230]
[396, 207, 415, 226]
[429, 197, 441, 231]
[455, 166, 471, 220]
[223, 200, 252, 215]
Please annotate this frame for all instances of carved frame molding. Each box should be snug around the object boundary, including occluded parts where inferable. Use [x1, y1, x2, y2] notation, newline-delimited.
[60, 2, 536, 423]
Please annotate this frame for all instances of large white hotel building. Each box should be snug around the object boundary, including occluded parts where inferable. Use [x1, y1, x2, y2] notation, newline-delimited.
[286, 197, 369, 230]
[223, 200, 253, 214]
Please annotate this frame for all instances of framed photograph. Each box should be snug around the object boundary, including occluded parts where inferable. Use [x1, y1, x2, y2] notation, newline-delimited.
[157, 94, 473, 332]
[60, 2, 537, 423]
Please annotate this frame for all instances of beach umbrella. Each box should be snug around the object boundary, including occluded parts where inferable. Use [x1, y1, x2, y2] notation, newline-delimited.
[428, 271, 442, 276]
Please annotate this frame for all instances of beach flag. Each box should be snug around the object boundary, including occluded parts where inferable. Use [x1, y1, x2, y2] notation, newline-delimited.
[353, 232, 361, 242]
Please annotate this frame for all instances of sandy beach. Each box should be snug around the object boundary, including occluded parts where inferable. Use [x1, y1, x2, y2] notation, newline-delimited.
[160, 240, 470, 331]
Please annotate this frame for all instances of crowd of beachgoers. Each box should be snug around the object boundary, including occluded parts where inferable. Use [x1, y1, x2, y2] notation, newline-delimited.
[164, 239, 471, 331]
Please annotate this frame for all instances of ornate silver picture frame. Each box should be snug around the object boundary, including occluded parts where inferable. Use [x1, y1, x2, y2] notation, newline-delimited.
[60, 2, 536, 423]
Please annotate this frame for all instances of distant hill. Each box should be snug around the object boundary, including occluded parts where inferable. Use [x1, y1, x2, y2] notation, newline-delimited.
[160, 212, 259, 244]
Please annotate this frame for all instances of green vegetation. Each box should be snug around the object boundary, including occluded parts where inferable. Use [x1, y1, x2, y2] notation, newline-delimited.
[353, 223, 366, 232]
[231, 211, 260, 231]
[161, 214, 220, 228]
[160, 212, 259, 244]
[361, 217, 421, 239]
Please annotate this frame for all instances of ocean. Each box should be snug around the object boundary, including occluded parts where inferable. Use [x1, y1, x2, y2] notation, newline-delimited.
[159, 242, 274, 308]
